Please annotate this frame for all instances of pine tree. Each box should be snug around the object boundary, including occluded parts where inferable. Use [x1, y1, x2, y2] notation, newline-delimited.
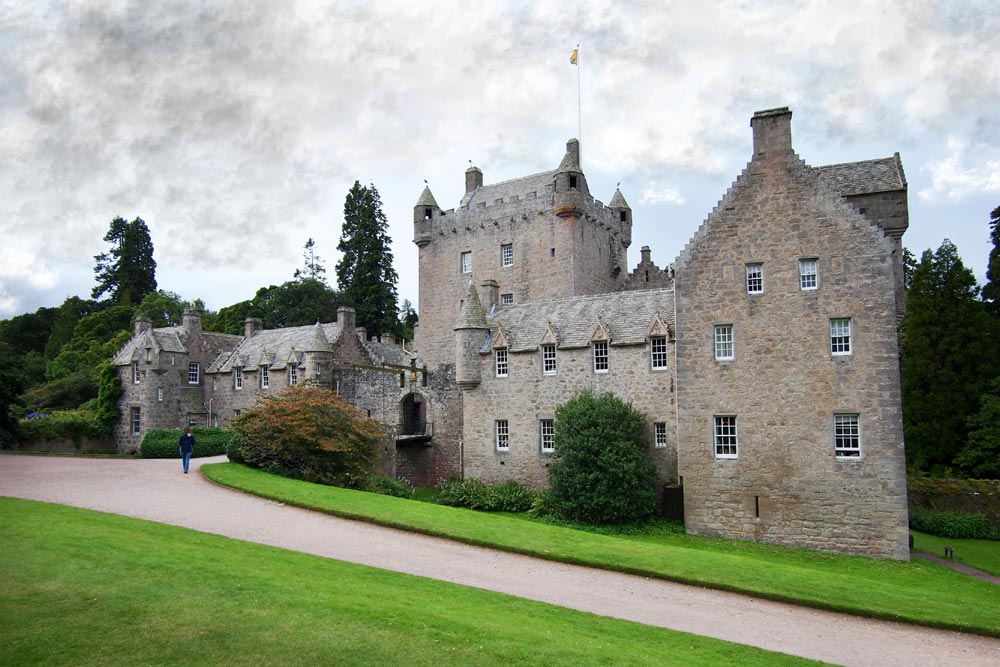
[336, 182, 399, 336]
[982, 204, 1000, 317]
[93, 216, 157, 306]
[293, 238, 327, 283]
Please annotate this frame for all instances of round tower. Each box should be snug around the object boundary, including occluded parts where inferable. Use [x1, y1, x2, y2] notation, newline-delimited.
[553, 138, 587, 219]
[609, 187, 633, 250]
[413, 185, 439, 248]
[454, 281, 489, 390]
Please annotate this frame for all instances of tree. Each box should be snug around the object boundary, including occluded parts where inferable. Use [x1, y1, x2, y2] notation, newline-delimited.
[956, 379, 1000, 478]
[337, 182, 399, 337]
[93, 216, 157, 306]
[293, 238, 327, 283]
[0, 340, 26, 440]
[902, 247, 918, 290]
[229, 386, 383, 488]
[900, 240, 998, 473]
[398, 299, 418, 341]
[546, 389, 658, 524]
[982, 204, 1000, 317]
[135, 290, 205, 328]
[249, 280, 347, 329]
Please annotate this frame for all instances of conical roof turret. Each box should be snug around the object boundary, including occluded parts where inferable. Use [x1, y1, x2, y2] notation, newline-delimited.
[455, 281, 488, 330]
[557, 138, 581, 172]
[306, 321, 332, 352]
[609, 187, 630, 210]
[415, 185, 439, 209]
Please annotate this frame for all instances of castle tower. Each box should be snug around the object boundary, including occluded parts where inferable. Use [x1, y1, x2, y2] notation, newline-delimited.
[454, 281, 489, 389]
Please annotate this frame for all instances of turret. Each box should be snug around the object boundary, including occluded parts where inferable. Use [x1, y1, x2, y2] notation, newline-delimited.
[465, 165, 483, 194]
[553, 138, 587, 219]
[609, 187, 632, 250]
[454, 281, 489, 389]
[413, 185, 439, 248]
[303, 321, 333, 387]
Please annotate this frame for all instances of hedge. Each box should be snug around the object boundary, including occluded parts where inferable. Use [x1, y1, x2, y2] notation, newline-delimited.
[139, 428, 235, 459]
[16, 409, 107, 442]
[909, 507, 1000, 540]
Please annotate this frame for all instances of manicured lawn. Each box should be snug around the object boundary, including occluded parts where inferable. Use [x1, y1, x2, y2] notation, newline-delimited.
[203, 462, 1000, 637]
[911, 530, 1000, 576]
[0, 498, 824, 667]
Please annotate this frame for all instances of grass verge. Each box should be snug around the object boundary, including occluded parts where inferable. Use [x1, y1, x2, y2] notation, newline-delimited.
[0, 497, 825, 667]
[203, 462, 1000, 637]
[911, 530, 1000, 576]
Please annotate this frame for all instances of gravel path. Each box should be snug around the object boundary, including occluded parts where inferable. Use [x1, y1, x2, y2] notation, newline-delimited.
[2, 454, 998, 667]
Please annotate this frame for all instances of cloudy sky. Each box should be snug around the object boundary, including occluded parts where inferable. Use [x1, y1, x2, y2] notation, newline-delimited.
[1, 0, 998, 319]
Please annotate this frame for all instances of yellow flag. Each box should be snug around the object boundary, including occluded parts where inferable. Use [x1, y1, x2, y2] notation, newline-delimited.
[570, 48, 578, 65]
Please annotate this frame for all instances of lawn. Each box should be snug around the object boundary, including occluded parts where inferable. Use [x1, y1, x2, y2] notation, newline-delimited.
[202, 462, 1000, 637]
[0, 497, 825, 667]
[911, 530, 1000, 576]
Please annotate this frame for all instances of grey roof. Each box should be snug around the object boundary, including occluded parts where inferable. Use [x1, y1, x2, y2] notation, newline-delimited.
[362, 339, 414, 366]
[814, 155, 906, 195]
[461, 170, 555, 208]
[112, 326, 240, 365]
[483, 288, 675, 352]
[455, 281, 489, 330]
[609, 188, 629, 209]
[415, 185, 439, 208]
[208, 321, 344, 373]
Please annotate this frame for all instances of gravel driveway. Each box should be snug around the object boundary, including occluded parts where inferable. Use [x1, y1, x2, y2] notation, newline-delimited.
[2, 454, 998, 667]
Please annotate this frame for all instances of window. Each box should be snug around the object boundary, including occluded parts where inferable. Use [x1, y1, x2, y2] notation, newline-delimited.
[830, 318, 852, 355]
[593, 340, 609, 373]
[501, 243, 513, 267]
[834, 414, 861, 458]
[188, 362, 200, 384]
[500, 293, 514, 305]
[461, 251, 472, 274]
[234, 409, 241, 417]
[799, 258, 818, 290]
[714, 415, 738, 459]
[289, 365, 298, 386]
[540, 419, 555, 452]
[424, 207, 432, 220]
[654, 422, 668, 448]
[132, 361, 140, 384]
[130, 407, 141, 435]
[650, 336, 668, 369]
[714, 325, 734, 361]
[495, 348, 508, 377]
[542, 344, 557, 375]
[496, 420, 509, 450]
[569, 175, 578, 189]
[259, 365, 269, 389]
[746, 263, 763, 294]
[234, 367, 243, 390]
[157, 387, 163, 402]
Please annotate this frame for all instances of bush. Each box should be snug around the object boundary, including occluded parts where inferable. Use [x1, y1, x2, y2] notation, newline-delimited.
[367, 476, 414, 499]
[229, 386, 383, 489]
[16, 409, 107, 442]
[139, 428, 236, 459]
[437, 478, 535, 512]
[910, 508, 1000, 540]
[545, 389, 658, 525]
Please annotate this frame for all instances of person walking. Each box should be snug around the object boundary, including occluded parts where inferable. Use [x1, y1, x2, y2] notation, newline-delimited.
[179, 427, 195, 474]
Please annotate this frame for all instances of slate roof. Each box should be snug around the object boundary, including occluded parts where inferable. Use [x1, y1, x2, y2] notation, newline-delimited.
[813, 155, 906, 196]
[483, 288, 675, 353]
[208, 321, 345, 373]
[460, 170, 555, 208]
[362, 339, 414, 366]
[456, 281, 488, 330]
[112, 326, 240, 365]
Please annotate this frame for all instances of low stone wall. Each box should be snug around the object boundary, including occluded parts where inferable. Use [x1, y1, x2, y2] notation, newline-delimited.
[9, 437, 116, 455]
[908, 478, 1000, 524]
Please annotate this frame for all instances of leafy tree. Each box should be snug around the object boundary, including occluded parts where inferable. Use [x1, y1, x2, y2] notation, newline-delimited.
[44, 297, 101, 359]
[0, 340, 26, 439]
[293, 238, 327, 283]
[337, 181, 399, 337]
[900, 240, 998, 473]
[983, 204, 1000, 317]
[546, 389, 658, 524]
[93, 216, 157, 306]
[902, 247, 917, 290]
[248, 279, 347, 330]
[0, 307, 57, 357]
[229, 386, 383, 488]
[955, 379, 1000, 478]
[208, 299, 255, 335]
[135, 290, 208, 328]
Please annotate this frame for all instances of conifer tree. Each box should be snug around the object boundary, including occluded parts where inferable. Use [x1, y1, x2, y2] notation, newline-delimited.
[982, 204, 1000, 317]
[336, 181, 399, 336]
[93, 216, 157, 306]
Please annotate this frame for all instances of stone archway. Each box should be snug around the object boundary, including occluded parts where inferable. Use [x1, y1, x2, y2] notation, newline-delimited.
[399, 393, 426, 436]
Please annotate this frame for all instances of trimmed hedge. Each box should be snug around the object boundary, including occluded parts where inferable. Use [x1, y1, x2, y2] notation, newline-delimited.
[909, 507, 1000, 540]
[437, 478, 536, 512]
[16, 409, 107, 442]
[139, 428, 235, 459]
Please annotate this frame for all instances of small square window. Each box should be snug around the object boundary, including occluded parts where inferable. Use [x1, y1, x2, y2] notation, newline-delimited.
[799, 258, 818, 290]
[834, 414, 861, 458]
[593, 340, 609, 373]
[501, 243, 513, 268]
[746, 264, 763, 294]
[830, 318, 852, 355]
[569, 175, 578, 189]
[500, 293, 514, 305]
[495, 348, 508, 377]
[461, 251, 472, 274]
[188, 362, 200, 385]
[496, 420, 509, 451]
[714, 325, 734, 361]
[650, 336, 668, 369]
[542, 344, 556, 375]
[714, 415, 738, 459]
[654, 422, 667, 448]
[540, 419, 555, 452]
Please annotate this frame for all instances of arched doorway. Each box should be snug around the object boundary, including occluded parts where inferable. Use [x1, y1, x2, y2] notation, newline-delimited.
[399, 393, 426, 436]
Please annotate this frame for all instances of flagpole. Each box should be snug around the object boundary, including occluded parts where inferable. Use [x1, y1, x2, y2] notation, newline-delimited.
[576, 43, 582, 168]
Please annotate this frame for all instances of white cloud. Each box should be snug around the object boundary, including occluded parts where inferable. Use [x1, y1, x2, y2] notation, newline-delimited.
[640, 181, 685, 206]
[918, 136, 1000, 202]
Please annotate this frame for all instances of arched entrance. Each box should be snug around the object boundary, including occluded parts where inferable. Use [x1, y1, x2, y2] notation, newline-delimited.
[399, 393, 426, 436]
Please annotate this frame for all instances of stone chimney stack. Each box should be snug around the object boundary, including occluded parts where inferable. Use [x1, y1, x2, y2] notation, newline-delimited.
[337, 306, 356, 332]
[356, 326, 367, 342]
[133, 315, 152, 337]
[750, 107, 793, 157]
[465, 165, 483, 194]
[640, 246, 652, 264]
[243, 317, 263, 338]
[565, 138, 580, 165]
[480, 279, 499, 311]
[182, 308, 202, 336]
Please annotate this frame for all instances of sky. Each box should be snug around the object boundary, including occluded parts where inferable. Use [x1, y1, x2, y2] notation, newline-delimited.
[1, 0, 998, 320]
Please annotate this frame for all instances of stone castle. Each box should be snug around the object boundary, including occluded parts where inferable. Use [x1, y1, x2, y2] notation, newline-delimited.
[112, 107, 911, 559]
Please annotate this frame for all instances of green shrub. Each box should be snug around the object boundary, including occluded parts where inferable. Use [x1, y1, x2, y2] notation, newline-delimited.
[545, 389, 658, 525]
[139, 428, 235, 459]
[910, 508, 1000, 540]
[17, 409, 107, 442]
[437, 478, 535, 512]
[368, 476, 414, 499]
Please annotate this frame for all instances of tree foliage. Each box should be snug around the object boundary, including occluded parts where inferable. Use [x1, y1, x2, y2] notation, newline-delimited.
[93, 216, 157, 306]
[900, 240, 999, 474]
[546, 390, 658, 524]
[337, 181, 399, 337]
[293, 238, 327, 283]
[955, 379, 1000, 479]
[0, 341, 26, 439]
[983, 204, 1000, 317]
[229, 386, 383, 488]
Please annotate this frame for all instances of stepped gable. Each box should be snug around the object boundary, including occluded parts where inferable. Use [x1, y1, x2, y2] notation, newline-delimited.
[813, 155, 906, 195]
[481, 288, 675, 353]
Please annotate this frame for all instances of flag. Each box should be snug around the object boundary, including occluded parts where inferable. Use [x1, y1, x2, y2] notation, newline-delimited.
[570, 48, 578, 65]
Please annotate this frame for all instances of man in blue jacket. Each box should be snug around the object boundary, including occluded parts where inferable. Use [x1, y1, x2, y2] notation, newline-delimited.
[178, 427, 195, 474]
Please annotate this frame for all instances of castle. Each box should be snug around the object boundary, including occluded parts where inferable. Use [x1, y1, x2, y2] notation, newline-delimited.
[112, 107, 911, 559]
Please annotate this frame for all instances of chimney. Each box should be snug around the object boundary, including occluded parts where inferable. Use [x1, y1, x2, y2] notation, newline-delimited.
[640, 245, 652, 264]
[480, 279, 499, 311]
[465, 165, 483, 194]
[337, 306, 356, 331]
[565, 138, 580, 166]
[750, 107, 793, 157]
[182, 308, 202, 336]
[243, 317, 263, 338]
[356, 326, 367, 342]
[380, 333, 396, 345]
[133, 315, 152, 337]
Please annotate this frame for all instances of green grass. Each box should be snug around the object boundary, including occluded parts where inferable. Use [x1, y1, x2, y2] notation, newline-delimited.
[0, 498, 825, 667]
[203, 462, 1000, 637]
[911, 530, 1000, 576]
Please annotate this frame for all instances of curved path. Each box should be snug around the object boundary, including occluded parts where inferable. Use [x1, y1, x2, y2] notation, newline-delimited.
[2, 454, 998, 667]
